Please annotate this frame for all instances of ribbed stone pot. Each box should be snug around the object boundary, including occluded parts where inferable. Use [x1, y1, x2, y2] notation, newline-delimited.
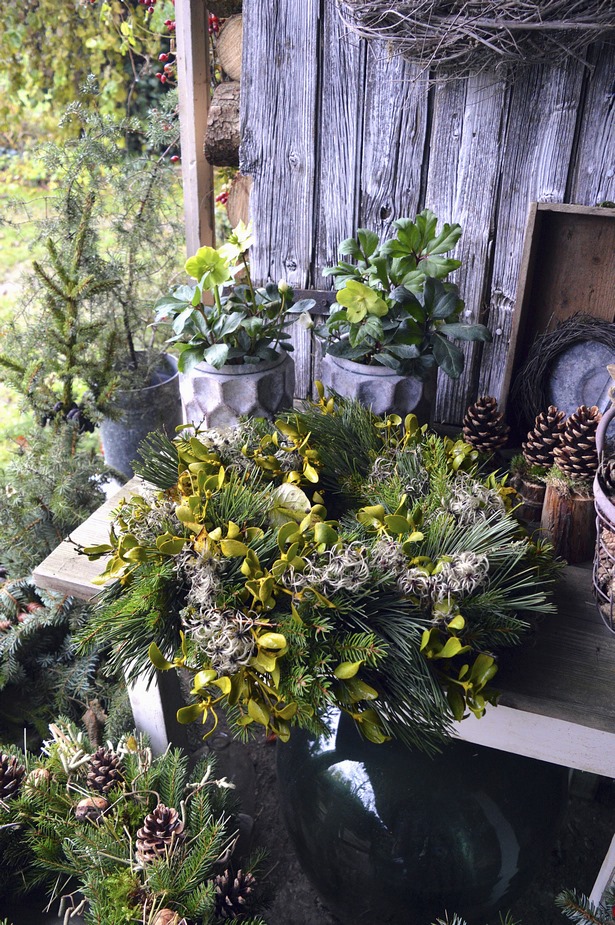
[179, 351, 295, 429]
[100, 353, 182, 479]
[320, 353, 436, 421]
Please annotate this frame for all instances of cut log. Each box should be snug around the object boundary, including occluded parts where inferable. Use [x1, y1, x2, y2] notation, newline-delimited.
[540, 483, 596, 564]
[207, 0, 242, 15]
[204, 80, 240, 167]
[511, 475, 546, 526]
[217, 14, 243, 81]
[226, 172, 252, 227]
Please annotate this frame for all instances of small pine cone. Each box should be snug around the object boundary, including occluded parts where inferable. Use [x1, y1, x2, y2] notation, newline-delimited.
[75, 795, 110, 822]
[151, 911, 186, 925]
[214, 868, 257, 920]
[462, 396, 510, 454]
[87, 746, 123, 795]
[0, 753, 26, 801]
[553, 404, 601, 481]
[135, 804, 186, 866]
[599, 457, 615, 496]
[522, 405, 566, 469]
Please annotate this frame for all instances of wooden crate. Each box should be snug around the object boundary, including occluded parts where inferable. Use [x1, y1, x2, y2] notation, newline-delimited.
[501, 202, 615, 413]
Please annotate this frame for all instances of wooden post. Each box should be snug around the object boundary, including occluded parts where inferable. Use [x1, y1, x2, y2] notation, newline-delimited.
[175, 0, 216, 256]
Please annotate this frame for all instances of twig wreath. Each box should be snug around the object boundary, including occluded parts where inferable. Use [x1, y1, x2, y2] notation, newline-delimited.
[336, 1, 614, 76]
[510, 313, 615, 430]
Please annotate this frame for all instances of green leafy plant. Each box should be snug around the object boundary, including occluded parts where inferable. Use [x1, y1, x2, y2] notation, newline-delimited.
[154, 221, 315, 372]
[318, 209, 492, 378]
[79, 387, 559, 756]
[0, 721, 267, 923]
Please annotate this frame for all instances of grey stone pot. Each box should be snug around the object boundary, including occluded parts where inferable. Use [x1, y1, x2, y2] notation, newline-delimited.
[100, 353, 183, 478]
[180, 351, 295, 429]
[320, 353, 437, 421]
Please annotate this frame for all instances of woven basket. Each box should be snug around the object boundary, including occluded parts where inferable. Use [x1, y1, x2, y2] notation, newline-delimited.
[592, 402, 615, 634]
[338, 1, 615, 75]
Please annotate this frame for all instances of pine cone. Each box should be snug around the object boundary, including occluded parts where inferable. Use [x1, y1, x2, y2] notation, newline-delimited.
[553, 405, 601, 481]
[462, 396, 510, 454]
[522, 405, 566, 469]
[0, 753, 26, 801]
[214, 868, 257, 920]
[599, 457, 615, 497]
[87, 746, 123, 795]
[135, 804, 186, 866]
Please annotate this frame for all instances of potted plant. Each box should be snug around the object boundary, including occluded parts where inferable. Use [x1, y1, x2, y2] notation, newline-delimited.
[317, 209, 492, 418]
[0, 82, 184, 478]
[79, 390, 566, 922]
[153, 221, 315, 428]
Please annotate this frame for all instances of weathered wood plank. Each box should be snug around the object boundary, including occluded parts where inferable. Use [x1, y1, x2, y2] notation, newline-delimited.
[176, 0, 215, 255]
[569, 42, 615, 206]
[425, 72, 507, 425]
[359, 46, 428, 236]
[313, 0, 366, 289]
[31, 481, 141, 599]
[478, 58, 586, 404]
[240, 0, 320, 287]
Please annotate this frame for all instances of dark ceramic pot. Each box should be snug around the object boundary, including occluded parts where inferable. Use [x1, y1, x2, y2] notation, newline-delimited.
[100, 352, 182, 478]
[276, 710, 568, 924]
[320, 353, 437, 422]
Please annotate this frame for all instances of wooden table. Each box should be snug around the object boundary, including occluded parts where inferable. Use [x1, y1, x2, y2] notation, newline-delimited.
[32, 479, 615, 901]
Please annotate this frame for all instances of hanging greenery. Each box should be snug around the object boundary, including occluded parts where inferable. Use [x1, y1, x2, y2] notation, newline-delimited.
[78, 388, 560, 756]
[337, 1, 614, 76]
[0, 0, 177, 141]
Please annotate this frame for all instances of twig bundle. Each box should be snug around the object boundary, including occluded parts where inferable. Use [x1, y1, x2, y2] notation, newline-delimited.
[337, 0, 614, 75]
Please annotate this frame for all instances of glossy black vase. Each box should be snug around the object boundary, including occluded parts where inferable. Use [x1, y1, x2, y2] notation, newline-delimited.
[276, 711, 568, 924]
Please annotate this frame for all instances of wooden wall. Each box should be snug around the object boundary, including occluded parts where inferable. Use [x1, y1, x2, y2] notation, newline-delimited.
[239, 0, 615, 424]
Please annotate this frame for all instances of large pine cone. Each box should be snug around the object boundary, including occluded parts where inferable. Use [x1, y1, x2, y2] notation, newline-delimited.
[522, 405, 566, 469]
[462, 396, 510, 454]
[214, 868, 257, 920]
[87, 746, 123, 795]
[0, 753, 26, 801]
[553, 404, 601, 481]
[135, 804, 186, 866]
[599, 457, 615, 497]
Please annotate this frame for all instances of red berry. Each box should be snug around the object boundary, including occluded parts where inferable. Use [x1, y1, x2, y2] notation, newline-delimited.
[160, 74, 167, 83]
[164, 18, 172, 25]
[155, 72, 163, 79]
[170, 155, 180, 163]
[159, 52, 169, 62]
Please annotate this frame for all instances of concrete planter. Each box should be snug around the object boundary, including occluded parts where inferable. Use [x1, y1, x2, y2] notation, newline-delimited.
[321, 353, 436, 421]
[180, 351, 295, 429]
[100, 353, 183, 479]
